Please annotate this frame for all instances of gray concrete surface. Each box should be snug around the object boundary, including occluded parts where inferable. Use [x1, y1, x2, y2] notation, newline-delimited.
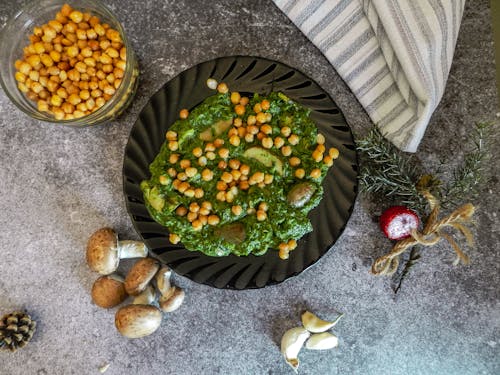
[0, 1, 499, 374]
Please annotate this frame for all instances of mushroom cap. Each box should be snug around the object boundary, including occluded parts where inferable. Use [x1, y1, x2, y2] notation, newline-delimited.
[115, 304, 162, 338]
[159, 286, 185, 313]
[91, 275, 128, 309]
[124, 258, 160, 296]
[86, 228, 119, 275]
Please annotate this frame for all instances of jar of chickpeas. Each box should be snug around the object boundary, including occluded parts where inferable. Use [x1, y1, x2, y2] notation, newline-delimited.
[0, 0, 139, 126]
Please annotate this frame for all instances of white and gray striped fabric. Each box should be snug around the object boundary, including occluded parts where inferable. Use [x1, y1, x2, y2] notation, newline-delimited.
[273, 0, 465, 152]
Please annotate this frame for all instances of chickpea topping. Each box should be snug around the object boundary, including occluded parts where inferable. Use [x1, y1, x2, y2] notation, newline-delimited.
[329, 147, 340, 159]
[169, 233, 181, 244]
[287, 239, 297, 250]
[228, 128, 238, 137]
[189, 202, 200, 213]
[166, 130, 177, 140]
[239, 96, 249, 106]
[158, 175, 169, 185]
[310, 168, 321, 179]
[237, 127, 246, 138]
[208, 215, 220, 226]
[177, 172, 188, 181]
[256, 210, 267, 221]
[190, 147, 203, 158]
[230, 92, 241, 105]
[232, 205, 243, 216]
[206, 151, 216, 160]
[258, 202, 268, 212]
[167, 168, 177, 178]
[194, 188, 204, 199]
[256, 112, 267, 124]
[175, 206, 188, 216]
[274, 136, 285, 149]
[184, 189, 195, 198]
[247, 125, 259, 135]
[172, 179, 181, 190]
[205, 143, 216, 152]
[234, 104, 246, 116]
[239, 181, 250, 190]
[281, 126, 291, 137]
[312, 150, 323, 162]
[229, 135, 241, 147]
[169, 153, 179, 164]
[185, 167, 198, 178]
[192, 220, 203, 231]
[198, 156, 207, 166]
[323, 155, 334, 167]
[218, 148, 229, 159]
[281, 145, 292, 157]
[233, 117, 243, 127]
[247, 115, 256, 126]
[289, 157, 301, 167]
[225, 191, 235, 203]
[218, 160, 227, 170]
[261, 124, 272, 135]
[217, 82, 229, 93]
[216, 191, 226, 201]
[201, 169, 213, 181]
[14, 3, 127, 120]
[316, 144, 326, 154]
[221, 172, 233, 183]
[240, 164, 250, 175]
[295, 168, 305, 179]
[244, 133, 254, 143]
[288, 134, 300, 145]
[199, 207, 210, 216]
[216, 181, 228, 191]
[214, 138, 225, 148]
[179, 159, 191, 169]
[278, 244, 289, 260]
[262, 137, 273, 149]
[261, 99, 270, 111]
[264, 174, 274, 184]
[228, 159, 240, 170]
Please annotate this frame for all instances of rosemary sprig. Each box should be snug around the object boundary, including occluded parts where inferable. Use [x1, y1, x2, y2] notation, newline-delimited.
[441, 122, 492, 208]
[356, 127, 428, 215]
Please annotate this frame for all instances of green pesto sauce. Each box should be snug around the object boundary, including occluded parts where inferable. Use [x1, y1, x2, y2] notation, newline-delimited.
[141, 91, 332, 257]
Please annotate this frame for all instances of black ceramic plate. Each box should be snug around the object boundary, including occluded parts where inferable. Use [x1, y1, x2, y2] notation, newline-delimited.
[123, 56, 358, 289]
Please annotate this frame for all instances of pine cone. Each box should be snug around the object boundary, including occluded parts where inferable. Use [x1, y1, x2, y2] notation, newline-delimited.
[0, 311, 36, 352]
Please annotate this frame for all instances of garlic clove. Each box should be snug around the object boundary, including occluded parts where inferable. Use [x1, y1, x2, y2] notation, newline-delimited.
[301, 311, 343, 333]
[305, 332, 339, 350]
[159, 286, 185, 312]
[280, 327, 310, 372]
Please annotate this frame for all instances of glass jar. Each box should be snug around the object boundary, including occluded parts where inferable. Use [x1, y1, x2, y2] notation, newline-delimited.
[0, 0, 139, 126]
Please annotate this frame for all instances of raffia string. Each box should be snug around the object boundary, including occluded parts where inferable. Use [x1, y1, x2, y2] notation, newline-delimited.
[371, 191, 475, 276]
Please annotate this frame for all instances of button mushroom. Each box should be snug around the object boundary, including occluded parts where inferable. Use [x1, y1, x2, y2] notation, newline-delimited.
[124, 258, 160, 296]
[86, 228, 148, 275]
[132, 285, 156, 305]
[156, 266, 185, 313]
[286, 182, 317, 208]
[91, 274, 128, 309]
[115, 304, 162, 339]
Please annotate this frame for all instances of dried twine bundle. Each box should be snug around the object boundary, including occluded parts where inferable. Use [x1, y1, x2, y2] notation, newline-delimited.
[371, 191, 475, 276]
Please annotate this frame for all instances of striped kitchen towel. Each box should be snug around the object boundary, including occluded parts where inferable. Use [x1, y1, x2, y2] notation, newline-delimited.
[273, 0, 465, 152]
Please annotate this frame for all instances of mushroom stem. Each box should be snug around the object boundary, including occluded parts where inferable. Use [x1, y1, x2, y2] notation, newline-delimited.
[132, 285, 156, 305]
[155, 266, 172, 296]
[118, 240, 148, 258]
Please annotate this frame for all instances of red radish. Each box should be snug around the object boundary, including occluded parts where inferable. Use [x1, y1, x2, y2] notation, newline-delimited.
[380, 206, 420, 240]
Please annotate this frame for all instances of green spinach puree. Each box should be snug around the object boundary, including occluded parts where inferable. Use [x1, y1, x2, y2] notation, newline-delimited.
[141, 91, 336, 257]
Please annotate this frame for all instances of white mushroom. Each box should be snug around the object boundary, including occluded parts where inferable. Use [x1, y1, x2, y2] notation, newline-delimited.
[280, 327, 310, 372]
[305, 332, 339, 350]
[132, 285, 156, 305]
[91, 274, 128, 309]
[86, 228, 148, 275]
[124, 258, 160, 296]
[155, 266, 172, 295]
[115, 304, 162, 339]
[159, 287, 185, 313]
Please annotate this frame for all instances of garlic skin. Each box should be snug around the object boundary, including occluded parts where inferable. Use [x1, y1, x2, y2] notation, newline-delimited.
[280, 327, 310, 371]
[305, 332, 339, 350]
[301, 311, 342, 333]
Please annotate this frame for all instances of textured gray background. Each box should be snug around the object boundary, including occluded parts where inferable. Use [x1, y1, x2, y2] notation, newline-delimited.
[0, 1, 499, 374]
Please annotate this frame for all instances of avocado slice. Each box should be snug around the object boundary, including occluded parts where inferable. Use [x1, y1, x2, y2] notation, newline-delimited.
[214, 223, 246, 244]
[243, 147, 283, 175]
[144, 186, 165, 212]
[287, 182, 317, 208]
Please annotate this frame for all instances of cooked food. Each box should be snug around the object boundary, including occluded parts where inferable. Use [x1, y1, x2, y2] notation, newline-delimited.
[141, 85, 339, 259]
